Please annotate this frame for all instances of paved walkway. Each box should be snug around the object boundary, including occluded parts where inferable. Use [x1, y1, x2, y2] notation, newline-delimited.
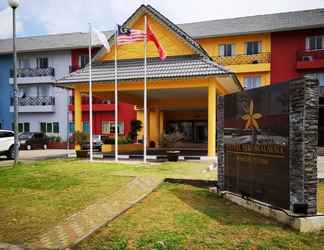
[29, 176, 162, 250]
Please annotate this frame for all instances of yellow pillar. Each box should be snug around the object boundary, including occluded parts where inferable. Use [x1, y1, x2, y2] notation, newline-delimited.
[149, 108, 160, 146]
[147, 108, 151, 145]
[136, 110, 144, 140]
[74, 89, 82, 150]
[208, 83, 217, 158]
[159, 111, 164, 139]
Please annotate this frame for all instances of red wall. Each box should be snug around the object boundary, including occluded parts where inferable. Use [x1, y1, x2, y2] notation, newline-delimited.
[271, 28, 324, 84]
[71, 48, 99, 68]
[70, 103, 136, 135]
[82, 103, 136, 135]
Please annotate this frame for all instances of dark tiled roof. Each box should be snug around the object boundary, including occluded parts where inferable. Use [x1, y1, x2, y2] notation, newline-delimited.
[180, 8, 324, 38]
[0, 31, 113, 55]
[57, 56, 230, 84]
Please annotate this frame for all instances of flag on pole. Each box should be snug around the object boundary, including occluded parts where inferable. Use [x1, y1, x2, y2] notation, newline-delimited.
[147, 24, 167, 60]
[117, 25, 146, 45]
[92, 28, 111, 52]
[87, 26, 110, 161]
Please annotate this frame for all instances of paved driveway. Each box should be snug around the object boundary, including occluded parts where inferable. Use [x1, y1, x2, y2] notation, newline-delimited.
[0, 149, 75, 166]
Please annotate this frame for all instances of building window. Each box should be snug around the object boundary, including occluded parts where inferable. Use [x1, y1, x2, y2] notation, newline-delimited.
[102, 121, 124, 135]
[40, 122, 59, 134]
[13, 122, 30, 133]
[18, 58, 30, 69]
[79, 55, 89, 68]
[219, 44, 235, 57]
[306, 36, 324, 51]
[244, 76, 261, 89]
[36, 57, 49, 69]
[69, 122, 75, 133]
[53, 122, 59, 133]
[83, 121, 89, 133]
[46, 123, 53, 133]
[308, 73, 324, 86]
[246, 41, 261, 55]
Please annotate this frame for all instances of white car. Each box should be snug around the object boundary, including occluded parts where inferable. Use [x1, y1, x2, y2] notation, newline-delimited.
[0, 130, 16, 159]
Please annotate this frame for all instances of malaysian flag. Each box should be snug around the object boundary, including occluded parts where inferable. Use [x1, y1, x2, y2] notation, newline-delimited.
[117, 25, 146, 45]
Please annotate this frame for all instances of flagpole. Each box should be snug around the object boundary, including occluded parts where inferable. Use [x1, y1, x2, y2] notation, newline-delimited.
[115, 26, 119, 162]
[144, 15, 148, 163]
[88, 23, 93, 162]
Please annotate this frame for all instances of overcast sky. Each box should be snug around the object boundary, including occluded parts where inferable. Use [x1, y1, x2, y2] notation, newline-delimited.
[0, 0, 323, 39]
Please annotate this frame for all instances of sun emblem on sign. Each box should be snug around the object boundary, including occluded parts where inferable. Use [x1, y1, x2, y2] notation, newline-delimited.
[241, 100, 262, 129]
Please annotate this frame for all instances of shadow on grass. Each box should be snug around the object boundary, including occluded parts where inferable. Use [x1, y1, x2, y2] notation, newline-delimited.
[168, 183, 289, 229]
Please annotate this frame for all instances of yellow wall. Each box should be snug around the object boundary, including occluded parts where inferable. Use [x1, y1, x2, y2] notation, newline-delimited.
[198, 33, 271, 86]
[236, 72, 271, 87]
[198, 33, 271, 57]
[102, 15, 195, 61]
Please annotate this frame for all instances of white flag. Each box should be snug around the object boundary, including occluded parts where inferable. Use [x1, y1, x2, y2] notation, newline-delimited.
[92, 28, 110, 52]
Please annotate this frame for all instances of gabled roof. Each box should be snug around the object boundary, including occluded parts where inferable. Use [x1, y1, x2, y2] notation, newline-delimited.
[180, 8, 324, 39]
[94, 4, 212, 61]
[57, 55, 233, 84]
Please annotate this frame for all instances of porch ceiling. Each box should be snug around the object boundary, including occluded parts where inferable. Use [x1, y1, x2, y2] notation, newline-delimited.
[94, 87, 209, 108]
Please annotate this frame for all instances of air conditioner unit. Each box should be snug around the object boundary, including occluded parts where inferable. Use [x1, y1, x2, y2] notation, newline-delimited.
[302, 55, 313, 61]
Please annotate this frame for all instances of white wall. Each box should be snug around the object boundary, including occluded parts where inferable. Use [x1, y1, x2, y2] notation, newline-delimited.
[16, 50, 72, 140]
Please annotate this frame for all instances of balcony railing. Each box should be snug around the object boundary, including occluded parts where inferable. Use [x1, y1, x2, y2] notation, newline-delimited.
[10, 67, 55, 78]
[213, 52, 271, 66]
[11, 96, 55, 106]
[69, 95, 112, 105]
[296, 50, 324, 61]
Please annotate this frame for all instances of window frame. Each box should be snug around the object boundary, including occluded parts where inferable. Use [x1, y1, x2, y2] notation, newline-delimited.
[306, 35, 324, 51]
[79, 55, 89, 68]
[36, 57, 49, 69]
[245, 41, 262, 55]
[102, 121, 125, 135]
[219, 44, 235, 57]
[244, 76, 262, 89]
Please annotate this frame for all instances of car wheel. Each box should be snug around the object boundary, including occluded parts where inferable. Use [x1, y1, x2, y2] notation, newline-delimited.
[27, 145, 31, 150]
[43, 144, 47, 150]
[7, 146, 15, 160]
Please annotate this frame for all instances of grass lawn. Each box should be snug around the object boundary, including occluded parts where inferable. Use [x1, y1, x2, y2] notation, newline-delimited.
[0, 159, 213, 244]
[76, 183, 324, 250]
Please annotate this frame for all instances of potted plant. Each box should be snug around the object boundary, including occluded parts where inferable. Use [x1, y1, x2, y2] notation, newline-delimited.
[160, 132, 184, 162]
[70, 131, 89, 158]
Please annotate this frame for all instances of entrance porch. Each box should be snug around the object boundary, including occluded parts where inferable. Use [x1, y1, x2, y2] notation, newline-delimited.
[57, 56, 242, 158]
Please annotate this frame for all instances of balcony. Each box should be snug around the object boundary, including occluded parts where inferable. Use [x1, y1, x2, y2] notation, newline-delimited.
[213, 52, 271, 66]
[9, 67, 55, 84]
[10, 96, 56, 113]
[296, 50, 324, 70]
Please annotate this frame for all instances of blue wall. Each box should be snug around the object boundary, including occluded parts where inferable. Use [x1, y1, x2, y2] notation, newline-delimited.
[0, 55, 13, 130]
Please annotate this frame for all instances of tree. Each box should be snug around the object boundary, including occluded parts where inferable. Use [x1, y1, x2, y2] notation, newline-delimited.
[128, 120, 143, 142]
